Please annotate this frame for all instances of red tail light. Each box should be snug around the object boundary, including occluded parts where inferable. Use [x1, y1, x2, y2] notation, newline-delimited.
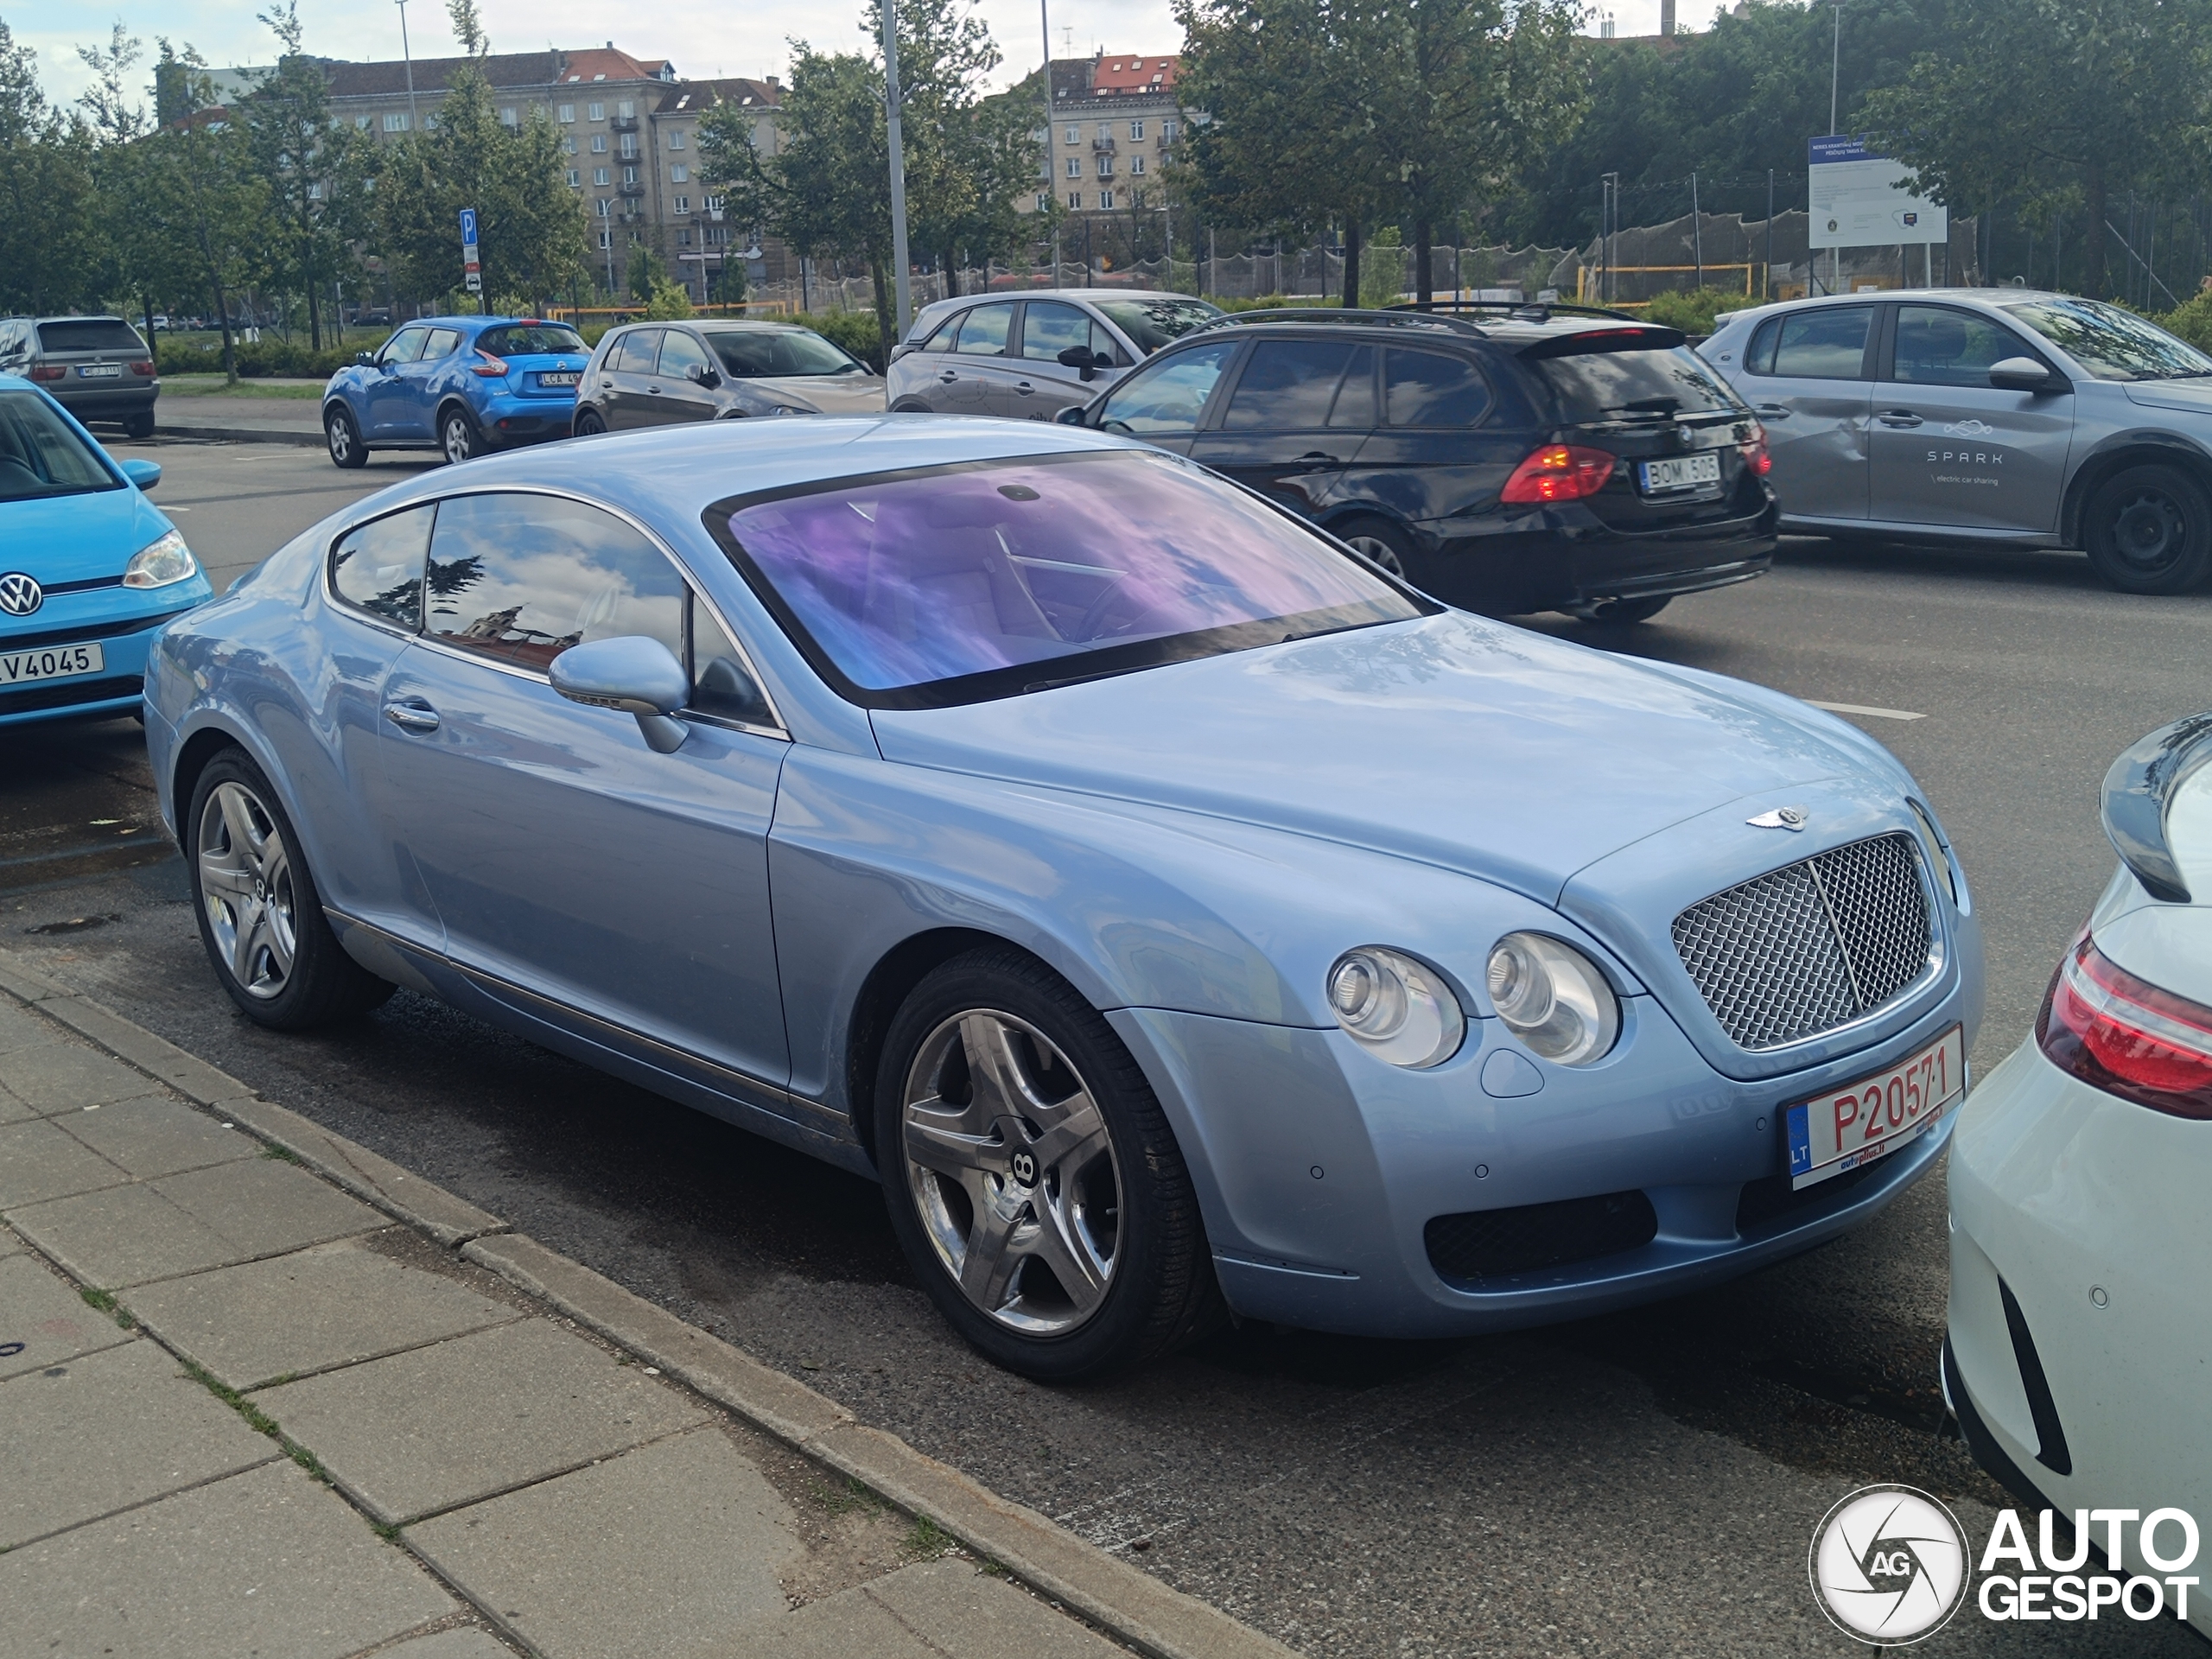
[2037, 928, 2212, 1118]
[130, 359, 156, 376]
[1499, 444, 1615, 505]
[469, 350, 508, 378]
[29, 365, 66, 382]
[1738, 422, 1771, 476]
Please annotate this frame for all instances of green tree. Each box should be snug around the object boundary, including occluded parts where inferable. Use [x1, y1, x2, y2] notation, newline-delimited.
[158, 44, 269, 381]
[370, 0, 588, 309]
[0, 20, 101, 314]
[240, 3, 371, 348]
[1859, 0, 2212, 298]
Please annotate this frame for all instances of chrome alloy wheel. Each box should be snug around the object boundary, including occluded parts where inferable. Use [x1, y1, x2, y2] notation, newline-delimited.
[901, 1009, 1122, 1335]
[196, 782, 298, 1000]
[442, 412, 476, 465]
[1343, 534, 1406, 577]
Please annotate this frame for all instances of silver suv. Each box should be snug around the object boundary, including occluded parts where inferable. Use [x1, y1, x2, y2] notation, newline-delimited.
[1702, 290, 2212, 593]
[0, 316, 159, 438]
[885, 289, 1220, 421]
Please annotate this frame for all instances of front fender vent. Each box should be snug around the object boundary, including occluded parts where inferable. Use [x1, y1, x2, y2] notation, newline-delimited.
[1672, 831, 1932, 1051]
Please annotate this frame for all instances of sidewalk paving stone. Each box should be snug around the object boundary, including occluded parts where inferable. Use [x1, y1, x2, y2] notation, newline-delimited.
[0, 1249, 136, 1381]
[0, 1338, 276, 1550]
[0, 1117, 130, 1208]
[0, 1459, 459, 1659]
[61, 1094, 258, 1179]
[155, 1157, 385, 1259]
[740, 1583, 935, 1659]
[130, 1237, 524, 1392]
[2, 1042, 167, 1115]
[865, 1557, 1129, 1659]
[259, 1318, 709, 1525]
[406, 1426, 799, 1659]
[0, 1001, 55, 1054]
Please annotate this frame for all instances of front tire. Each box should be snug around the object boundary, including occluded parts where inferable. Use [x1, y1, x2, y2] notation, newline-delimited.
[124, 412, 156, 441]
[325, 405, 367, 469]
[2084, 465, 2212, 594]
[440, 407, 482, 466]
[875, 949, 1222, 1381]
[185, 749, 394, 1029]
[572, 406, 607, 438]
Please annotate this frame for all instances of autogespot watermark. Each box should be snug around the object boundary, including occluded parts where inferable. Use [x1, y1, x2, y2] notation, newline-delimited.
[1808, 1486, 2201, 1643]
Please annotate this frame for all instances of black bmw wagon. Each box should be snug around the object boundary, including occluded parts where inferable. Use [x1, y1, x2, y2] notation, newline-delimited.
[1057, 305, 1779, 622]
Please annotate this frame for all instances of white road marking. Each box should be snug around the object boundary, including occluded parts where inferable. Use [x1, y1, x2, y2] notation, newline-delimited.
[1808, 700, 1925, 721]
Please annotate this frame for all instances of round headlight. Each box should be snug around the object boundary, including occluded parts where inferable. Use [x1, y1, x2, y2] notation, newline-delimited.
[123, 529, 198, 589]
[1325, 946, 1465, 1069]
[1485, 933, 1619, 1066]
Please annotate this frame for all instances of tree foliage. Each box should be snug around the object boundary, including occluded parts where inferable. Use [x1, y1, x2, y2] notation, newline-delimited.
[0, 21, 100, 315]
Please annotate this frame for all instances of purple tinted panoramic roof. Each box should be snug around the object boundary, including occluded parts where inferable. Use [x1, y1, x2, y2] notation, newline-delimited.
[715, 451, 1421, 705]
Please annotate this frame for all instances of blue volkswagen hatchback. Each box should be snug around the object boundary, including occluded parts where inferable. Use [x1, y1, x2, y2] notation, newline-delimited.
[321, 316, 588, 470]
[145, 417, 1983, 1379]
[0, 378, 209, 727]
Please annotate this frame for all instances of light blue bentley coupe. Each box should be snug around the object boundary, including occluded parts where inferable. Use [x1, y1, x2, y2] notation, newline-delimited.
[144, 417, 1983, 1378]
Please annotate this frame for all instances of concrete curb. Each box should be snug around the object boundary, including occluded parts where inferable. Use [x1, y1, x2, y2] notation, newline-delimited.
[153, 422, 325, 448]
[0, 949, 1300, 1659]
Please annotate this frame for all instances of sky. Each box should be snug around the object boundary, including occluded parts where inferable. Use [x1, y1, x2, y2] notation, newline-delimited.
[16, 0, 1735, 111]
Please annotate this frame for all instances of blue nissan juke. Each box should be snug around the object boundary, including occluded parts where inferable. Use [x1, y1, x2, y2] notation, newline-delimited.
[321, 315, 589, 470]
[0, 377, 210, 728]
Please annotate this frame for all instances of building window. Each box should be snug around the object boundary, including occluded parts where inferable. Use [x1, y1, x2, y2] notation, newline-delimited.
[1066, 156, 1082, 178]
[1097, 123, 1112, 140]
[588, 101, 605, 121]
[630, 230, 643, 245]
[617, 100, 635, 118]
[667, 128, 685, 149]
[1096, 155, 1113, 176]
[1129, 119, 1145, 140]
[596, 199, 611, 217]
[620, 135, 637, 158]
[558, 103, 575, 122]
[1065, 124, 1079, 143]
[1163, 118, 1179, 139]
[566, 168, 581, 187]
[599, 229, 611, 249]
[594, 167, 609, 186]
[562, 135, 575, 153]
[499, 106, 518, 126]
[706, 194, 725, 212]
[382, 112, 409, 132]
[354, 114, 370, 130]
[1067, 191, 1082, 209]
[590, 134, 607, 153]
[424, 114, 437, 130]
[1129, 155, 1145, 175]
[671, 163, 688, 182]
[1035, 193, 1050, 213]
[1099, 189, 1115, 210]
[674, 195, 690, 213]
[678, 228, 692, 245]
[622, 165, 638, 184]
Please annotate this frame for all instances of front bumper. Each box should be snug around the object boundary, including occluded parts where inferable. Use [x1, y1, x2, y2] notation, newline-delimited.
[1944, 1037, 2212, 1631]
[1111, 961, 1976, 1338]
[0, 589, 208, 728]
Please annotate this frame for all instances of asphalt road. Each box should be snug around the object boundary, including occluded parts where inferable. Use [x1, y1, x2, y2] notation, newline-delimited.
[6, 440, 2208, 1657]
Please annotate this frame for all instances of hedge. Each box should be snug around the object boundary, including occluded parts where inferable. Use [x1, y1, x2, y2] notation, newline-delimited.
[157, 335, 392, 379]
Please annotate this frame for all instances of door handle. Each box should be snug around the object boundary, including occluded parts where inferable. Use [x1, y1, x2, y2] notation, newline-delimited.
[939, 370, 958, 383]
[646, 385, 662, 395]
[383, 699, 440, 734]
[599, 378, 613, 387]
[1878, 410, 1923, 427]
[1014, 381, 1034, 394]
[1751, 403, 1793, 420]
[1294, 451, 1341, 469]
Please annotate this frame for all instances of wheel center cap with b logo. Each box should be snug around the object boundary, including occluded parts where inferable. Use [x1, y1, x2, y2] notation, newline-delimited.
[0, 573, 43, 617]
[1008, 1149, 1039, 1186]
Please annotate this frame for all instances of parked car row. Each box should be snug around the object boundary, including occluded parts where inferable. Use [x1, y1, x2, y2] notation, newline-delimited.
[0, 315, 160, 439]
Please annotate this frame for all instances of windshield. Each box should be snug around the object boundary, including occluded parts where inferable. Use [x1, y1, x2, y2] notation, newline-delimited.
[37, 319, 144, 353]
[1540, 346, 1744, 423]
[712, 451, 1425, 708]
[2000, 298, 2212, 382]
[709, 328, 865, 378]
[476, 324, 587, 358]
[0, 391, 119, 502]
[1092, 296, 1222, 354]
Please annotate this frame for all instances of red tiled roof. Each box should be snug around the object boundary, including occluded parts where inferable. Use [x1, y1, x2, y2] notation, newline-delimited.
[1090, 53, 1178, 93]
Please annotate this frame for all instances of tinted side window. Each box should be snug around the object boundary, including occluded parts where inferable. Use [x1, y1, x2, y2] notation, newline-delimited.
[1328, 346, 1376, 428]
[611, 329, 662, 374]
[1383, 349, 1491, 427]
[689, 595, 774, 726]
[423, 327, 464, 359]
[38, 319, 144, 353]
[330, 505, 435, 631]
[1892, 306, 2044, 386]
[954, 304, 1014, 357]
[1745, 319, 1780, 375]
[1021, 302, 1091, 362]
[657, 330, 714, 380]
[918, 316, 958, 353]
[1096, 340, 1238, 435]
[1770, 308, 1872, 379]
[424, 493, 684, 673]
[1224, 340, 1356, 429]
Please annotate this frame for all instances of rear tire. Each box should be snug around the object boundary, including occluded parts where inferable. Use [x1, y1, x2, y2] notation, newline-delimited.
[875, 948, 1224, 1381]
[185, 749, 394, 1029]
[572, 407, 607, 438]
[325, 405, 367, 469]
[440, 406, 482, 466]
[1564, 595, 1671, 624]
[124, 412, 156, 441]
[2084, 465, 2212, 594]
[1334, 514, 1414, 579]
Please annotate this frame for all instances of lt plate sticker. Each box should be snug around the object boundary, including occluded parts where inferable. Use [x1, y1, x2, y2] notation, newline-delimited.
[1787, 1025, 1964, 1190]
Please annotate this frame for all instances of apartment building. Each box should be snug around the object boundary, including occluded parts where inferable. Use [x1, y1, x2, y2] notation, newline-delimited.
[1027, 53, 1185, 227]
[213, 45, 791, 299]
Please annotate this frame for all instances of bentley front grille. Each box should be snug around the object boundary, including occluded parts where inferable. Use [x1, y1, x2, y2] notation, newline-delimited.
[1671, 832, 1932, 1050]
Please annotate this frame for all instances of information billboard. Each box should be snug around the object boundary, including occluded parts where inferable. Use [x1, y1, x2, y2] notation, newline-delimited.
[1808, 137, 1947, 248]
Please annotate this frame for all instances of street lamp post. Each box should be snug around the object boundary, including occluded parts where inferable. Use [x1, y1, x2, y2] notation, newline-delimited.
[1041, 0, 1060, 285]
[396, 0, 421, 133]
[882, 0, 912, 338]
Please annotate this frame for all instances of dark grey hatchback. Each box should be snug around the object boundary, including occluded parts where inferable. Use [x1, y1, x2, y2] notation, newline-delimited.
[1058, 307, 1779, 621]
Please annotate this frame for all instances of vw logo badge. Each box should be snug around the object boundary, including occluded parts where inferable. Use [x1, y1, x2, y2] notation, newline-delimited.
[0, 572, 42, 617]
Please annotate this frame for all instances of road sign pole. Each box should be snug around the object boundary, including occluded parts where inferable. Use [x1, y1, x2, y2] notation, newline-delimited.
[460, 207, 484, 311]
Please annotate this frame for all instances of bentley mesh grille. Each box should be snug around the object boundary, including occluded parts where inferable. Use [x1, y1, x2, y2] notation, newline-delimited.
[1671, 832, 1931, 1050]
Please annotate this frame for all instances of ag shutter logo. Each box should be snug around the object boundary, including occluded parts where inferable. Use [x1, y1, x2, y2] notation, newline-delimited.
[1808, 1485, 1971, 1643]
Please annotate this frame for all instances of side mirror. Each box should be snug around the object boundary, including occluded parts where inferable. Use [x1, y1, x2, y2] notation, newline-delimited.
[688, 363, 721, 389]
[120, 458, 162, 491]
[1989, 356, 2062, 393]
[354, 351, 374, 367]
[1053, 404, 1089, 426]
[1058, 346, 1112, 384]
[549, 636, 692, 753]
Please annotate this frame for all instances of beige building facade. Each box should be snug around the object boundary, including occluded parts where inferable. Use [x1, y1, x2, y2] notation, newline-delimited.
[1027, 52, 1185, 251]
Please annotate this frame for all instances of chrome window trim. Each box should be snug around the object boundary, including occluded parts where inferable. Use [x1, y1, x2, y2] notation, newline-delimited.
[318, 481, 791, 740]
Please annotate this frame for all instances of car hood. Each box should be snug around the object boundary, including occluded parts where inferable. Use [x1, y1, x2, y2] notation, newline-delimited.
[2, 484, 169, 582]
[867, 611, 1876, 906]
[743, 374, 887, 415]
[2120, 378, 2212, 417]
